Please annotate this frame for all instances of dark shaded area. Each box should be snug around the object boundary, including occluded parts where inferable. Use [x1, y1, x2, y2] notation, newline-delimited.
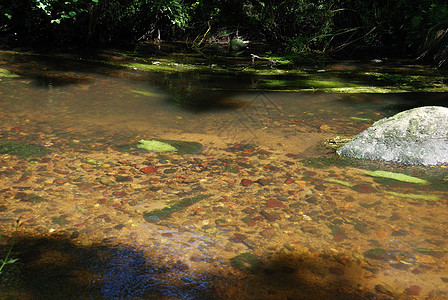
[0, 233, 377, 299]
[0, 235, 217, 299]
[1, 0, 448, 66]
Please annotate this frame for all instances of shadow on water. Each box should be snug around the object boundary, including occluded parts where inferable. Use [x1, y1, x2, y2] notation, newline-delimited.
[337, 93, 448, 117]
[3, 48, 446, 114]
[0, 234, 371, 299]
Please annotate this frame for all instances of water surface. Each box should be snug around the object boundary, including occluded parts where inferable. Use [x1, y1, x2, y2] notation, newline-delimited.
[1, 50, 448, 299]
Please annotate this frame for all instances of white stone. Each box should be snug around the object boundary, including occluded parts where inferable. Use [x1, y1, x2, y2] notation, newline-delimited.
[337, 106, 448, 165]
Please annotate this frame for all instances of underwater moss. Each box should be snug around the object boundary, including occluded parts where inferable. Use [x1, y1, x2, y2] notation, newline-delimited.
[155, 139, 203, 154]
[230, 252, 259, 272]
[325, 178, 351, 187]
[85, 158, 103, 166]
[0, 141, 49, 158]
[364, 248, 390, 260]
[386, 191, 438, 201]
[143, 195, 210, 222]
[52, 217, 67, 225]
[0, 69, 19, 78]
[22, 194, 47, 203]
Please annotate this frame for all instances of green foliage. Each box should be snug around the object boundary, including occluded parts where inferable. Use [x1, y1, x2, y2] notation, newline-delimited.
[0, 220, 20, 275]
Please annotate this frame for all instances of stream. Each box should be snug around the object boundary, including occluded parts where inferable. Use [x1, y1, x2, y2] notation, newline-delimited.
[1, 48, 448, 299]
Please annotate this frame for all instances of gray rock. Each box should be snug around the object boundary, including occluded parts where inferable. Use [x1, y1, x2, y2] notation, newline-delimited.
[337, 106, 448, 165]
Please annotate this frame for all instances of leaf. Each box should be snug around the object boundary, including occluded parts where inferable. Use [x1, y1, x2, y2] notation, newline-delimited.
[364, 170, 429, 184]
[6, 258, 19, 264]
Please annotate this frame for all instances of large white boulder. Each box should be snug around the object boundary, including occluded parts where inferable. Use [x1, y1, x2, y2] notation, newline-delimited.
[337, 106, 448, 165]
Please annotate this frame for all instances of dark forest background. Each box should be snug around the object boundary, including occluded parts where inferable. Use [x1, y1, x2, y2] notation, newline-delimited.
[1, 0, 447, 66]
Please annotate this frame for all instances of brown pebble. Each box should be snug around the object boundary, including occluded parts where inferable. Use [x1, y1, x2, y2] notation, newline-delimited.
[352, 183, 377, 193]
[260, 228, 276, 239]
[405, 285, 421, 296]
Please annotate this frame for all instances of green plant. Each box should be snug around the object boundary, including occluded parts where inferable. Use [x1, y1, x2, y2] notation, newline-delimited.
[0, 220, 20, 275]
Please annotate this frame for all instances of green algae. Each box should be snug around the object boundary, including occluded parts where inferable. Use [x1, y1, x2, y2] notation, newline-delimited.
[143, 195, 210, 222]
[414, 248, 448, 255]
[230, 252, 259, 272]
[364, 248, 390, 260]
[130, 90, 162, 97]
[0, 69, 19, 78]
[155, 139, 203, 154]
[0, 141, 49, 158]
[326, 178, 351, 187]
[386, 191, 439, 201]
[137, 140, 177, 152]
[85, 158, 103, 166]
[364, 170, 429, 184]
[302, 156, 359, 169]
[137, 139, 203, 154]
[22, 194, 47, 203]
[350, 116, 371, 121]
[52, 217, 67, 225]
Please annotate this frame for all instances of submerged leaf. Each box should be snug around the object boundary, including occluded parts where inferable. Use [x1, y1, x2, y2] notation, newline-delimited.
[364, 170, 429, 184]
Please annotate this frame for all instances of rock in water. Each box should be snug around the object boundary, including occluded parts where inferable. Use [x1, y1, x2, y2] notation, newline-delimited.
[337, 106, 448, 165]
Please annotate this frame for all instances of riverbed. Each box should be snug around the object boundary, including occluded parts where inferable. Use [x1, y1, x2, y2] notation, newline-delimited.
[1, 48, 448, 299]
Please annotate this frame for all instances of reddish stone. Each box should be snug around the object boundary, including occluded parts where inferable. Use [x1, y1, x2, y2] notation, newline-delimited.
[141, 166, 157, 174]
[266, 198, 287, 209]
[333, 230, 346, 242]
[258, 150, 272, 155]
[352, 184, 377, 193]
[242, 217, 256, 226]
[405, 285, 421, 296]
[162, 232, 173, 237]
[241, 179, 253, 186]
[259, 210, 280, 222]
[112, 191, 127, 197]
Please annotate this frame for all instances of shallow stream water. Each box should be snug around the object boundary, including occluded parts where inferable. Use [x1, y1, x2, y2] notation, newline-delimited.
[1, 49, 448, 299]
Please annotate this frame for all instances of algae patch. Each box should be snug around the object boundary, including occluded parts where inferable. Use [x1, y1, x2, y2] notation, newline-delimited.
[137, 139, 177, 152]
[0, 141, 49, 158]
[386, 191, 438, 201]
[130, 90, 162, 97]
[326, 178, 351, 187]
[0, 69, 19, 78]
[143, 195, 210, 222]
[364, 170, 429, 184]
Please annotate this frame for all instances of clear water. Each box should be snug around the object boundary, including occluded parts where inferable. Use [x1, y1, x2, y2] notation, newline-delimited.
[1, 50, 448, 299]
